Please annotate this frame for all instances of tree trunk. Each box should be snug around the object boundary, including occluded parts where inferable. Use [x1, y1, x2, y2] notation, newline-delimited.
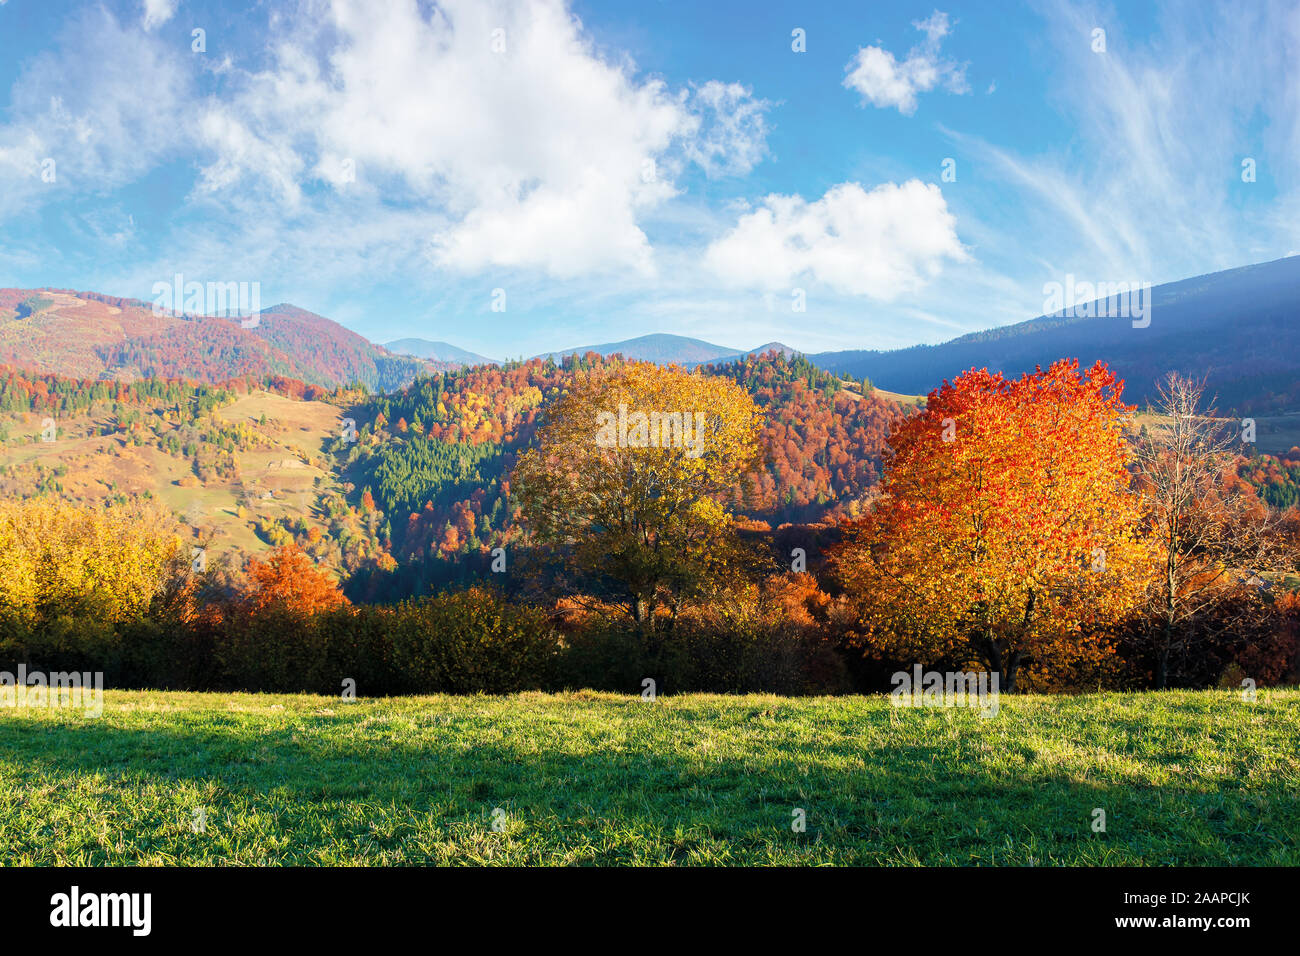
[1003, 649, 1020, 694]
[983, 634, 1014, 692]
[1158, 524, 1177, 690]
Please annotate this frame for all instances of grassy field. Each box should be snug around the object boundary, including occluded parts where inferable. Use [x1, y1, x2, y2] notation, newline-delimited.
[1, 688, 1296, 866]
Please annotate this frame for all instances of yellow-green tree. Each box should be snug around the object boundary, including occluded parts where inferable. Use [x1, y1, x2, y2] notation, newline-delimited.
[513, 362, 763, 630]
[0, 498, 187, 625]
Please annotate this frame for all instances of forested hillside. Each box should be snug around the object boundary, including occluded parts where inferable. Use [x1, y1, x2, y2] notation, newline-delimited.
[5, 340, 1297, 608]
[0, 351, 897, 601]
[1240, 448, 1300, 510]
[332, 350, 893, 598]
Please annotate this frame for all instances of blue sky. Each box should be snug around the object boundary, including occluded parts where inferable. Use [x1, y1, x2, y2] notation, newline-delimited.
[1, 0, 1296, 359]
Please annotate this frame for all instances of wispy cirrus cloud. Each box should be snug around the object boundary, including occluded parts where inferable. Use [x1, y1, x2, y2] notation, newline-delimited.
[679, 80, 772, 178]
[951, 0, 1300, 290]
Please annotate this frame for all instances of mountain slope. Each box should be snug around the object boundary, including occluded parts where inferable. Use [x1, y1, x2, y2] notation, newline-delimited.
[0, 290, 435, 391]
[535, 332, 740, 365]
[809, 256, 1300, 413]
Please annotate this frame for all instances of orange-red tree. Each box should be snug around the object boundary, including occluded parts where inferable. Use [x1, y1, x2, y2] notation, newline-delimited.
[242, 543, 349, 617]
[833, 360, 1150, 691]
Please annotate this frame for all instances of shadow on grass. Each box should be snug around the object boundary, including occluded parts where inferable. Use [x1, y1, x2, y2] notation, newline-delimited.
[0, 703, 1294, 865]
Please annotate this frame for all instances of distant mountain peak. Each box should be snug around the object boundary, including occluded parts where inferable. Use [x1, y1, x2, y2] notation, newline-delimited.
[383, 338, 499, 367]
[743, 342, 799, 357]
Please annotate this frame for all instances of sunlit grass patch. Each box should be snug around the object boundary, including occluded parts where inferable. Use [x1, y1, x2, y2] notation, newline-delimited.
[0, 688, 1295, 866]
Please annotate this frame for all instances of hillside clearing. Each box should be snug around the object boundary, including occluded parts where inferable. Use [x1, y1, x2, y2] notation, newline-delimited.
[0, 390, 350, 561]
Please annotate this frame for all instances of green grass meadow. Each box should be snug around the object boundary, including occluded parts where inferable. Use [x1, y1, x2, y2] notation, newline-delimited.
[1, 688, 1296, 865]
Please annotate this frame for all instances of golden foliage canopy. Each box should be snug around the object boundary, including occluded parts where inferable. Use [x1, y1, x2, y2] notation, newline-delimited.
[513, 362, 764, 626]
[0, 498, 186, 625]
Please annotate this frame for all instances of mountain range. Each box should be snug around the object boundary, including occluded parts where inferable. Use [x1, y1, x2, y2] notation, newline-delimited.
[531, 333, 799, 367]
[0, 290, 442, 391]
[5, 255, 1299, 413]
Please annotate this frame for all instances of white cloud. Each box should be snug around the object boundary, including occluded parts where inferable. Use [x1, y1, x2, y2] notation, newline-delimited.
[142, 0, 177, 31]
[196, 108, 305, 204]
[680, 81, 771, 177]
[843, 10, 968, 115]
[0, 0, 775, 301]
[193, 0, 770, 278]
[0, 8, 191, 219]
[705, 180, 968, 299]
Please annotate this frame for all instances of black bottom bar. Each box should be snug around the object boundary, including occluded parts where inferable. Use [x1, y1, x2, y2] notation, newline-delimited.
[1, 865, 1288, 943]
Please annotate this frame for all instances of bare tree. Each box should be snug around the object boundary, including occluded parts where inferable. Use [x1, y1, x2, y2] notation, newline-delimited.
[1133, 373, 1289, 687]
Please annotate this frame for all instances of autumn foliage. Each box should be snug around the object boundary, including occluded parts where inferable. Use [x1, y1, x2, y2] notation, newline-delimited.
[0, 351, 1296, 696]
[514, 362, 764, 629]
[833, 361, 1151, 691]
[0, 498, 186, 626]
[241, 543, 349, 617]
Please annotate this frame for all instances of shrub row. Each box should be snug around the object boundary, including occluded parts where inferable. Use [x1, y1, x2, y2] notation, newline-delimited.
[0, 588, 853, 697]
[3, 587, 1294, 697]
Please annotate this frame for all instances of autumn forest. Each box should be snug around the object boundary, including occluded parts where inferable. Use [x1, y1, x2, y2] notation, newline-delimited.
[1, 345, 1296, 699]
